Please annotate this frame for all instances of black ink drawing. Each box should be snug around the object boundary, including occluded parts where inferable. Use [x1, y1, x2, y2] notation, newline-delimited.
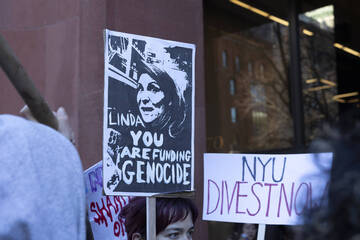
[103, 30, 195, 196]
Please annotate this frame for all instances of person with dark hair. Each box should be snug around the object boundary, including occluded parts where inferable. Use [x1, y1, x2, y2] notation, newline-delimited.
[301, 114, 360, 240]
[137, 62, 188, 139]
[119, 197, 198, 240]
[227, 223, 258, 240]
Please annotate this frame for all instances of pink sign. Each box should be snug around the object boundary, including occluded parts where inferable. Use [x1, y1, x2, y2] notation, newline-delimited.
[85, 161, 130, 239]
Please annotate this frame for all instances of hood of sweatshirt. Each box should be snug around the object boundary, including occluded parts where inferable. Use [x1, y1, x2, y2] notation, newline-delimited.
[0, 115, 85, 240]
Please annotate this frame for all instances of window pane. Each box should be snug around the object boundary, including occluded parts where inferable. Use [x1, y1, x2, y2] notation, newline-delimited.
[235, 56, 240, 72]
[260, 63, 264, 79]
[248, 61, 253, 76]
[229, 79, 236, 95]
[205, 1, 360, 239]
[299, 5, 338, 144]
[230, 107, 237, 123]
[205, 2, 293, 153]
[222, 50, 227, 67]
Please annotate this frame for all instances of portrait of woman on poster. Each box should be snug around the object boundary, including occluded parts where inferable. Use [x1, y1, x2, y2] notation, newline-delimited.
[119, 197, 198, 240]
[136, 61, 189, 140]
[105, 61, 191, 191]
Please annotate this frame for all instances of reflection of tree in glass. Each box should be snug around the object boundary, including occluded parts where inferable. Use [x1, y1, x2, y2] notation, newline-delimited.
[300, 24, 338, 143]
[233, 23, 294, 151]
[268, 22, 336, 146]
[235, 21, 337, 150]
[268, 22, 338, 145]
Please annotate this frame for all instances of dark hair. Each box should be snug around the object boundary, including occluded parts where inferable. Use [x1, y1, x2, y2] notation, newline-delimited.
[228, 223, 258, 240]
[137, 62, 187, 138]
[302, 113, 360, 240]
[119, 197, 198, 240]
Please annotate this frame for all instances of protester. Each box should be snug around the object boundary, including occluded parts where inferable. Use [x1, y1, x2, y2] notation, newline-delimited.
[20, 105, 75, 144]
[0, 114, 86, 239]
[119, 197, 198, 240]
[227, 223, 258, 240]
[301, 113, 360, 240]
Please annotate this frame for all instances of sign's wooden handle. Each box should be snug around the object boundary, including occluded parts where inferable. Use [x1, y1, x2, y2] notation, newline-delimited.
[257, 224, 266, 240]
[0, 33, 58, 130]
[146, 197, 156, 240]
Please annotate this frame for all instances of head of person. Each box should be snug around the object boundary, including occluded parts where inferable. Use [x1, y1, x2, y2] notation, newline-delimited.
[119, 197, 198, 240]
[136, 63, 187, 138]
[230, 223, 257, 240]
[301, 111, 360, 240]
[241, 223, 257, 240]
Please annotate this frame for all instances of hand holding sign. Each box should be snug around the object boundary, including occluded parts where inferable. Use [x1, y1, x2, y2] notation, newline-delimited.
[20, 105, 75, 144]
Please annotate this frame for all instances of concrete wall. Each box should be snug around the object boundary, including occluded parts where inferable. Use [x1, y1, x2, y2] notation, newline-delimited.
[0, 0, 207, 239]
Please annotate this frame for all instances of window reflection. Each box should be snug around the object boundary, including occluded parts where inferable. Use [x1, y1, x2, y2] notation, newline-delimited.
[235, 56, 240, 72]
[247, 61, 253, 76]
[206, 20, 294, 152]
[222, 50, 228, 67]
[230, 107, 237, 123]
[300, 5, 337, 143]
[259, 63, 264, 79]
[205, 1, 355, 239]
[229, 79, 236, 96]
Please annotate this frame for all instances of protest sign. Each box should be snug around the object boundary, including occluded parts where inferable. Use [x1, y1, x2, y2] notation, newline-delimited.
[203, 153, 332, 225]
[103, 29, 195, 196]
[84, 161, 130, 239]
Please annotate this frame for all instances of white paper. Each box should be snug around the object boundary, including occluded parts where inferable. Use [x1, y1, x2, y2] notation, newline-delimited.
[84, 161, 130, 239]
[203, 153, 332, 225]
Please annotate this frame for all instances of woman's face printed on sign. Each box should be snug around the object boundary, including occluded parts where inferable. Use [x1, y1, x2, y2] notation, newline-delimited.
[137, 73, 165, 123]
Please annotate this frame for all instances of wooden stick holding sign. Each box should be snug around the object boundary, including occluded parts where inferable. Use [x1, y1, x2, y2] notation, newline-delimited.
[0, 33, 58, 130]
[0, 33, 94, 239]
[146, 197, 156, 240]
[257, 224, 266, 240]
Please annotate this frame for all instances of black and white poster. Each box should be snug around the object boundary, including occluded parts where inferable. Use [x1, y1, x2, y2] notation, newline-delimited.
[103, 29, 195, 196]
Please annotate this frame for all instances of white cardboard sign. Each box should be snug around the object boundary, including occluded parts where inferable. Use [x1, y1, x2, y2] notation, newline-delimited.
[203, 153, 332, 225]
[84, 161, 130, 239]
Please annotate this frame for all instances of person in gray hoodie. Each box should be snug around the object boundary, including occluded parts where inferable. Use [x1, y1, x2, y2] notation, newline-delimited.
[0, 114, 86, 240]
